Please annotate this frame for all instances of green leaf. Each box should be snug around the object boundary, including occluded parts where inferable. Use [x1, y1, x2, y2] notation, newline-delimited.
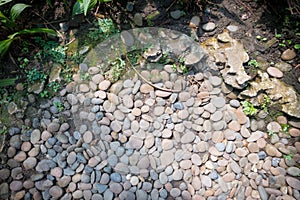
[10, 3, 31, 22]
[0, 38, 14, 58]
[17, 28, 57, 36]
[294, 44, 300, 49]
[0, 0, 12, 6]
[83, 0, 92, 16]
[0, 78, 16, 87]
[72, 1, 83, 16]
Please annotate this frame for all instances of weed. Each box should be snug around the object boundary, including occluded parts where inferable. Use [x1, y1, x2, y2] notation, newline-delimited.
[35, 37, 67, 64]
[48, 82, 60, 93]
[241, 101, 258, 116]
[26, 69, 47, 84]
[294, 44, 300, 49]
[281, 123, 290, 134]
[0, 126, 7, 135]
[40, 90, 49, 98]
[248, 59, 259, 68]
[88, 18, 118, 41]
[283, 152, 293, 160]
[260, 95, 271, 113]
[18, 57, 29, 69]
[268, 130, 275, 136]
[107, 57, 126, 82]
[53, 101, 64, 112]
[172, 57, 188, 74]
[80, 72, 91, 81]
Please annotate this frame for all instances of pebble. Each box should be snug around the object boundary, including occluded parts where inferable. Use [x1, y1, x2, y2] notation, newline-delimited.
[227, 25, 239, 32]
[281, 49, 296, 61]
[267, 67, 283, 78]
[189, 16, 200, 28]
[2, 28, 300, 200]
[202, 22, 216, 31]
[170, 10, 182, 19]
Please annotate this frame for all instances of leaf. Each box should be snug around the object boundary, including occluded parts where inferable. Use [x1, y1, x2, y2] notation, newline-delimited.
[0, 0, 12, 6]
[83, 0, 92, 16]
[0, 78, 17, 87]
[100, 0, 111, 2]
[17, 28, 57, 36]
[0, 38, 14, 58]
[10, 3, 31, 22]
[72, 2, 83, 16]
[294, 44, 300, 50]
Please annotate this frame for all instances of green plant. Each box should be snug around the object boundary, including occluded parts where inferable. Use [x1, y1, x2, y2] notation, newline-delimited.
[241, 101, 258, 116]
[106, 57, 126, 82]
[0, 78, 16, 87]
[25, 68, 47, 84]
[39, 90, 49, 98]
[260, 95, 271, 113]
[283, 152, 293, 160]
[0, 126, 7, 135]
[294, 44, 300, 49]
[88, 18, 117, 41]
[0, 2, 57, 58]
[248, 59, 259, 68]
[48, 82, 60, 92]
[34, 37, 67, 64]
[53, 101, 64, 112]
[281, 123, 290, 134]
[268, 130, 275, 136]
[72, 0, 111, 16]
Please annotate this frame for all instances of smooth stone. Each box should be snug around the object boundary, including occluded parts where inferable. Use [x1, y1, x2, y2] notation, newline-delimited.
[160, 151, 175, 166]
[286, 177, 300, 190]
[202, 22, 216, 32]
[281, 49, 296, 61]
[189, 16, 200, 28]
[227, 25, 239, 32]
[287, 167, 300, 176]
[133, 13, 143, 26]
[274, 62, 292, 72]
[170, 10, 181, 19]
[267, 67, 283, 78]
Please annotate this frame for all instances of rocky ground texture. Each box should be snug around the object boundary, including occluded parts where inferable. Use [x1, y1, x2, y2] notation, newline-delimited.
[1, 27, 300, 200]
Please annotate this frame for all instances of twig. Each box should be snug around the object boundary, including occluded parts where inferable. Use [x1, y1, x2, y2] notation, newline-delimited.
[166, 0, 177, 12]
[65, 38, 76, 46]
[125, 56, 181, 93]
[234, 0, 254, 15]
[8, 52, 18, 68]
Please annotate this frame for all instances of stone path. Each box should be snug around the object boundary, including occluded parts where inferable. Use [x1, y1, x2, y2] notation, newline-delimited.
[0, 28, 300, 200]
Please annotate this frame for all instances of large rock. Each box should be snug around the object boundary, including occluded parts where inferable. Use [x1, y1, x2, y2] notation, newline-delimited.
[202, 31, 251, 89]
[240, 70, 300, 118]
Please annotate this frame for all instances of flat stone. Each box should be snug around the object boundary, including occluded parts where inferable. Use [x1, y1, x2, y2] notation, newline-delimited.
[211, 97, 226, 108]
[128, 136, 143, 150]
[286, 177, 300, 190]
[247, 131, 264, 142]
[140, 84, 154, 93]
[281, 49, 296, 61]
[181, 132, 195, 143]
[189, 16, 200, 28]
[287, 167, 300, 176]
[170, 10, 181, 19]
[265, 144, 278, 156]
[23, 157, 37, 170]
[49, 186, 63, 198]
[267, 67, 283, 78]
[247, 153, 259, 164]
[227, 25, 239, 32]
[274, 62, 292, 72]
[133, 13, 143, 26]
[160, 151, 175, 166]
[202, 22, 216, 32]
